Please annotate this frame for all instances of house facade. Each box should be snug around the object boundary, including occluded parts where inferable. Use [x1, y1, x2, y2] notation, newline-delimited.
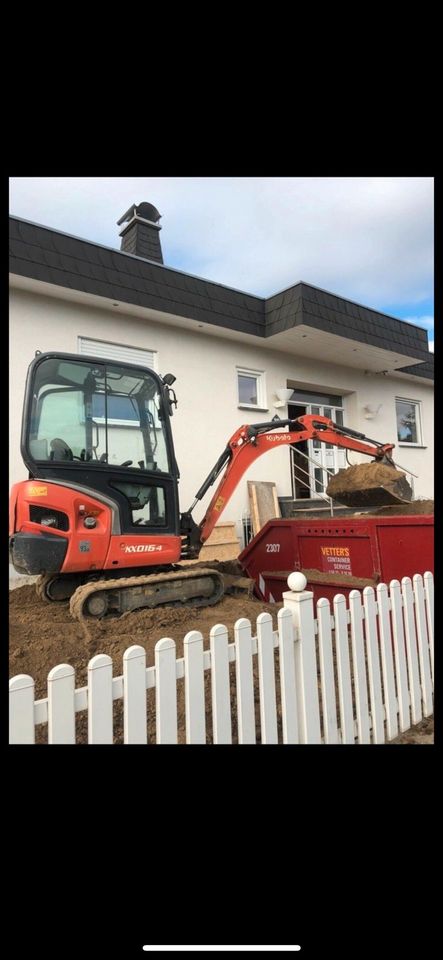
[9, 203, 434, 548]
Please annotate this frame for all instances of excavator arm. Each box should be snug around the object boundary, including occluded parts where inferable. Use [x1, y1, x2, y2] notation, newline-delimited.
[185, 414, 398, 548]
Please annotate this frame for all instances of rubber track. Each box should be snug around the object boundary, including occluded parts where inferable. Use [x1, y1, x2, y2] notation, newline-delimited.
[69, 567, 225, 623]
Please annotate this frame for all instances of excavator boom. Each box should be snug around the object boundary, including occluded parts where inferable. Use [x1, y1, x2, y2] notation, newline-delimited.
[193, 414, 411, 545]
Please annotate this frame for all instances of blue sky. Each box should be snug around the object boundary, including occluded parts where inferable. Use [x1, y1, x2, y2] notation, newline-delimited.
[9, 177, 434, 352]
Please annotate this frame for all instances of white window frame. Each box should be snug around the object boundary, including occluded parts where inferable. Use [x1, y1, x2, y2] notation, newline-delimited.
[236, 366, 267, 410]
[78, 336, 159, 427]
[395, 396, 424, 447]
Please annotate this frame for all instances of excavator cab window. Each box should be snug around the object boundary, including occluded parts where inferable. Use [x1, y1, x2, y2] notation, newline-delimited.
[26, 355, 171, 475]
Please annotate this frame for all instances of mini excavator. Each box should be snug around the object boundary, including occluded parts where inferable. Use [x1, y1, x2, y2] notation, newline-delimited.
[9, 352, 412, 620]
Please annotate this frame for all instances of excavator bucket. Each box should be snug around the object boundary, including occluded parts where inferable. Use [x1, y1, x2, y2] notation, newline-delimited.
[326, 462, 413, 509]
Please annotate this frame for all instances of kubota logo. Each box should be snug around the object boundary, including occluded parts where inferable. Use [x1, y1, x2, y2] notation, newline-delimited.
[120, 544, 163, 553]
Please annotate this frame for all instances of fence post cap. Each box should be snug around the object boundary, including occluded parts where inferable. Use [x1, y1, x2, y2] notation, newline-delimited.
[287, 572, 307, 592]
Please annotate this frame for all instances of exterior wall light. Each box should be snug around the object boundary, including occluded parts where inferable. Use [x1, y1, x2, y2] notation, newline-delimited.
[274, 387, 293, 408]
[363, 403, 383, 420]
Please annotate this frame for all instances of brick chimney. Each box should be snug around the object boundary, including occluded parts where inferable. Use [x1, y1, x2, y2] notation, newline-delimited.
[117, 202, 163, 263]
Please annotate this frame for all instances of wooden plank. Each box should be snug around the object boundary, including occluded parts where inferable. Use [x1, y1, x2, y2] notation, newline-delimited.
[88, 654, 113, 744]
[247, 480, 281, 535]
[333, 594, 355, 744]
[349, 591, 371, 744]
[256, 613, 278, 744]
[401, 577, 422, 725]
[123, 645, 147, 744]
[283, 588, 321, 743]
[249, 482, 260, 537]
[184, 630, 206, 744]
[48, 664, 75, 744]
[423, 571, 434, 683]
[9, 674, 35, 744]
[272, 486, 280, 517]
[210, 624, 232, 744]
[389, 580, 411, 733]
[362, 587, 385, 743]
[413, 574, 433, 717]
[203, 522, 239, 544]
[155, 638, 178, 744]
[199, 542, 240, 561]
[317, 598, 339, 744]
[376, 583, 398, 740]
[278, 608, 299, 744]
[234, 618, 256, 744]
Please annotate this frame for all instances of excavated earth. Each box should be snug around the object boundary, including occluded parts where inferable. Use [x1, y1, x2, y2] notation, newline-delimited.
[327, 462, 413, 507]
[289, 499, 434, 520]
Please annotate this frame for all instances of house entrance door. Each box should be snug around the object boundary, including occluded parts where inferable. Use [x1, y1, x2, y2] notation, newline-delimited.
[288, 397, 346, 499]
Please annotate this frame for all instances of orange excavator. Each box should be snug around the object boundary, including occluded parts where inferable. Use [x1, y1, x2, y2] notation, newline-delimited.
[9, 351, 412, 620]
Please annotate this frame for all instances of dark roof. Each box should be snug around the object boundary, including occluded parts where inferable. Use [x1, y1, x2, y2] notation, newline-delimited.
[9, 216, 433, 379]
[396, 357, 434, 378]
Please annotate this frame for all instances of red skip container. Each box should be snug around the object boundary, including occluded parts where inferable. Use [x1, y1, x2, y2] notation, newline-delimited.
[239, 515, 434, 605]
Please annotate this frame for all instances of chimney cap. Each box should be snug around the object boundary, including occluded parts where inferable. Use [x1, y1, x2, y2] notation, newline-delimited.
[117, 202, 161, 226]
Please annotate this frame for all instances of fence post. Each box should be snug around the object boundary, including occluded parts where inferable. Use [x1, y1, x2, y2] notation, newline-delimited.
[88, 654, 113, 744]
[234, 618, 256, 744]
[9, 675, 35, 744]
[283, 573, 321, 744]
[413, 574, 433, 717]
[210, 624, 232, 745]
[256, 612, 278, 744]
[278, 608, 299, 744]
[184, 630, 206, 744]
[423, 571, 434, 684]
[123, 645, 147, 744]
[48, 664, 76, 744]
[155, 638, 178, 744]
[402, 577, 422, 725]
[316, 598, 339, 744]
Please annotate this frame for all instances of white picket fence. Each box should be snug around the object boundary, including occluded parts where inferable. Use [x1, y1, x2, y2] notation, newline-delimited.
[9, 572, 434, 745]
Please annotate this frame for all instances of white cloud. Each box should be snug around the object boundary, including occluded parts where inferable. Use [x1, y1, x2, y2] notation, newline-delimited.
[428, 341, 434, 353]
[9, 177, 434, 309]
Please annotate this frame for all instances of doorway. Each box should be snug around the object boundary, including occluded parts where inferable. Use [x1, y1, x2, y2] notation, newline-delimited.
[288, 393, 346, 499]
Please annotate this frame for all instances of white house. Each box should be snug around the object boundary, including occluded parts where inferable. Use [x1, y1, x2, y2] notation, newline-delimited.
[9, 201, 434, 550]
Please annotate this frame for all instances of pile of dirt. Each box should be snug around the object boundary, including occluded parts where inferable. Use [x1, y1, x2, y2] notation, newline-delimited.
[366, 499, 434, 516]
[390, 716, 434, 744]
[326, 462, 413, 508]
[9, 584, 278, 702]
[302, 568, 376, 587]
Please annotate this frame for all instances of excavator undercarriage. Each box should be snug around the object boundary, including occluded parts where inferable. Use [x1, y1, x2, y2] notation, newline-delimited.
[36, 564, 253, 621]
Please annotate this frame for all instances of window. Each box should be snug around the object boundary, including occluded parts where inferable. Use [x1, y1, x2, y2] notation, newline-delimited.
[28, 355, 170, 474]
[237, 367, 266, 409]
[395, 398, 423, 445]
[79, 338, 161, 427]
[111, 481, 166, 526]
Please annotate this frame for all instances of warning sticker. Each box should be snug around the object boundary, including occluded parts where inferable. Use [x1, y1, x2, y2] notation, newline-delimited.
[29, 485, 47, 497]
[320, 545, 352, 575]
[214, 496, 225, 512]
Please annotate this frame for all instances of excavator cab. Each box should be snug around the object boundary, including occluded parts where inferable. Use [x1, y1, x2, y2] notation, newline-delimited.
[10, 352, 185, 583]
[20, 351, 180, 530]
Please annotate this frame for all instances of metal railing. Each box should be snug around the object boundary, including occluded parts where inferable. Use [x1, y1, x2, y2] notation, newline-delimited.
[290, 447, 335, 516]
